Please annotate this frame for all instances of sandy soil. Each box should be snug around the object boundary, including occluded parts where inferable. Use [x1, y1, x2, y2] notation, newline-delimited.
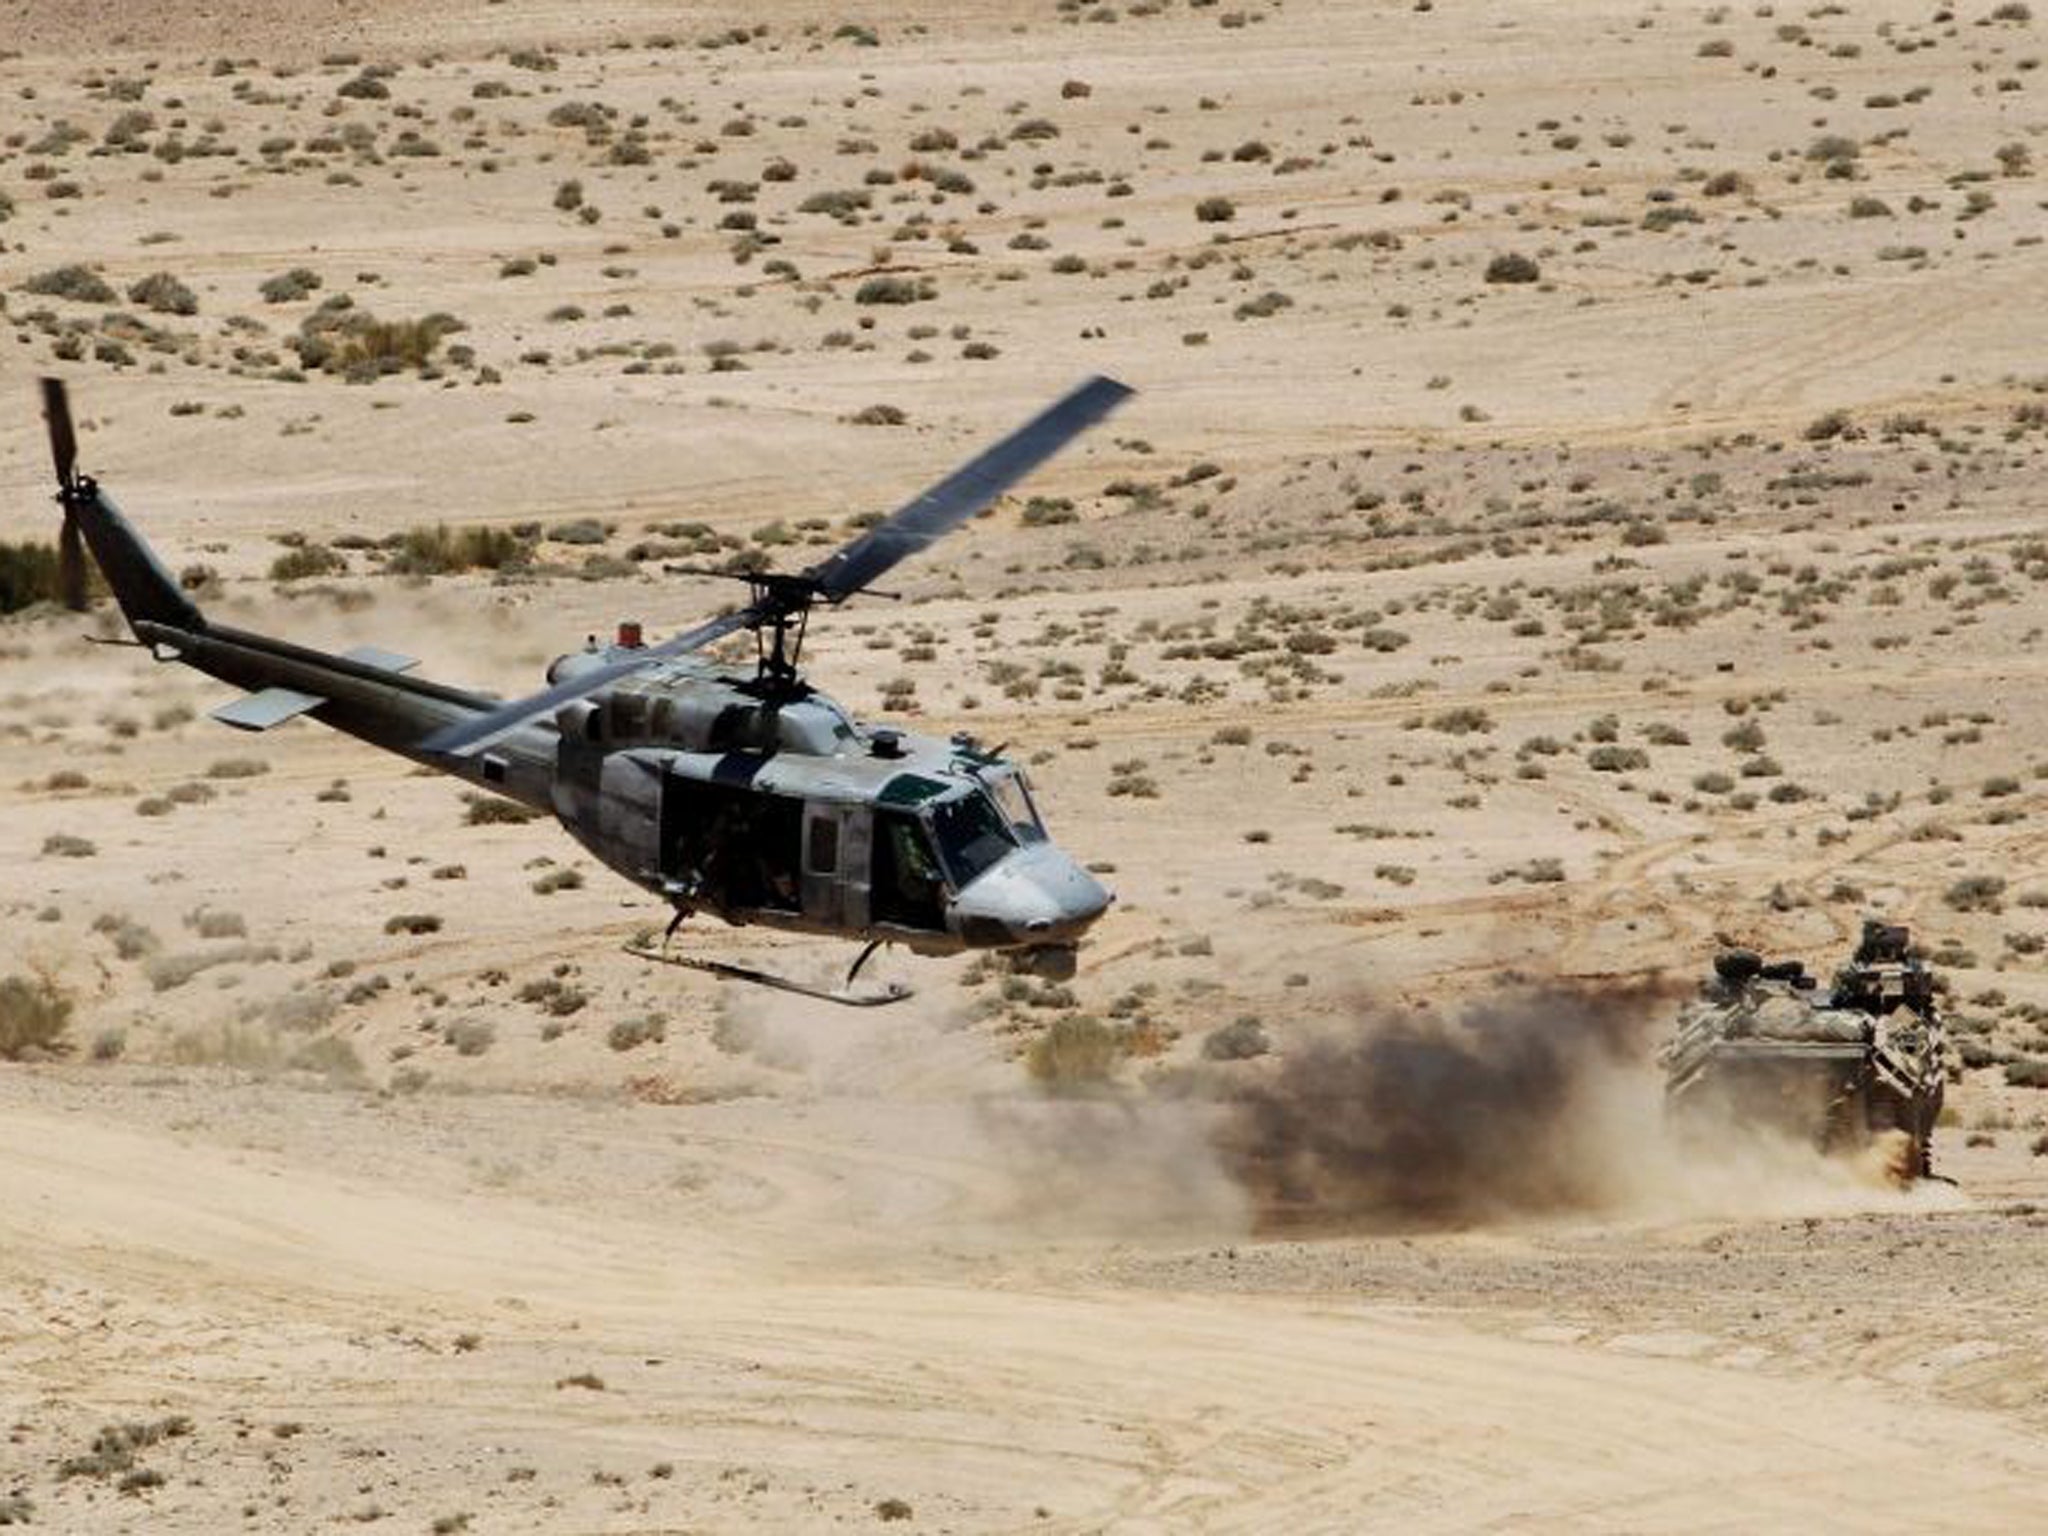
[7, 0, 2048, 1529]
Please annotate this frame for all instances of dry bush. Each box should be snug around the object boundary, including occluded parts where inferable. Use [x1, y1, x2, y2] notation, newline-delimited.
[463, 794, 540, 825]
[1025, 1015, 1121, 1089]
[22, 264, 115, 303]
[270, 543, 346, 582]
[127, 272, 198, 315]
[292, 305, 466, 379]
[386, 523, 531, 575]
[607, 1014, 666, 1051]
[167, 1021, 362, 1080]
[0, 540, 64, 614]
[0, 971, 73, 1060]
[147, 942, 281, 991]
[1202, 1015, 1270, 1061]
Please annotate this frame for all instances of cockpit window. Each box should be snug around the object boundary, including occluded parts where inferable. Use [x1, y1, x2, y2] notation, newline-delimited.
[985, 771, 1046, 844]
[930, 790, 1017, 889]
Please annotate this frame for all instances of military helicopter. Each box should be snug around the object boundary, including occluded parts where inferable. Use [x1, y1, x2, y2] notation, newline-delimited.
[35, 374, 1131, 1004]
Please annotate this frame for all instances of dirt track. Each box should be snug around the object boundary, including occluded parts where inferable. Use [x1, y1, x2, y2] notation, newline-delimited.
[10, 1070, 2048, 1532]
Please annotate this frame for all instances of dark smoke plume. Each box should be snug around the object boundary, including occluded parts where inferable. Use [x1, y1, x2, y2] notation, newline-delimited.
[1218, 981, 1673, 1231]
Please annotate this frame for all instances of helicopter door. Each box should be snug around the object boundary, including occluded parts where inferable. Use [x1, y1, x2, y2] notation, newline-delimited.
[869, 809, 948, 932]
[802, 802, 852, 928]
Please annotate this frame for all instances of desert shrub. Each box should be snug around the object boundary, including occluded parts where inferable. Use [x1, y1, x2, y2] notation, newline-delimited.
[259, 267, 322, 303]
[185, 907, 247, 939]
[607, 1014, 666, 1051]
[22, 264, 116, 303]
[1201, 1015, 1270, 1061]
[42, 833, 96, 858]
[146, 941, 280, 992]
[1429, 707, 1493, 735]
[0, 972, 73, 1059]
[93, 913, 159, 959]
[0, 540, 63, 614]
[1946, 875, 2007, 913]
[56, 1416, 191, 1481]
[1020, 496, 1077, 526]
[1484, 252, 1540, 284]
[269, 543, 345, 582]
[442, 1019, 494, 1056]
[127, 272, 198, 315]
[385, 913, 443, 936]
[531, 868, 583, 895]
[289, 1035, 364, 1081]
[1194, 195, 1236, 222]
[2005, 1058, 2048, 1089]
[1231, 289, 1295, 322]
[1587, 745, 1648, 772]
[464, 794, 540, 826]
[1025, 1015, 1120, 1089]
[854, 275, 930, 305]
[166, 1022, 357, 1078]
[292, 306, 465, 378]
[799, 188, 870, 218]
[848, 403, 906, 426]
[387, 523, 530, 575]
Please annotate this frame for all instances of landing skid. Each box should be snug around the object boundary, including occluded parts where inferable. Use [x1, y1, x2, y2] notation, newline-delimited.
[622, 938, 912, 1008]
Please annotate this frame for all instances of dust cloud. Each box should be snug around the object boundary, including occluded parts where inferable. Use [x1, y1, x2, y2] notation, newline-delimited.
[1211, 980, 1959, 1233]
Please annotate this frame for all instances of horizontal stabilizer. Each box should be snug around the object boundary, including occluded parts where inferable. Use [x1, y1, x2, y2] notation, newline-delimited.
[341, 644, 419, 673]
[210, 685, 324, 732]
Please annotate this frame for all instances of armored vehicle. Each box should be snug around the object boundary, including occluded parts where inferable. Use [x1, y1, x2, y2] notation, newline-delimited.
[1663, 920, 1948, 1178]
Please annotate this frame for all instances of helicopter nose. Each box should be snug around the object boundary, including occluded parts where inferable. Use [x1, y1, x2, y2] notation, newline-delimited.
[1021, 851, 1113, 937]
[953, 843, 1114, 944]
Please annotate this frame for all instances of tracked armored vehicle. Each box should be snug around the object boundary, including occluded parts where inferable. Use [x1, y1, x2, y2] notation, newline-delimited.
[1663, 920, 1948, 1178]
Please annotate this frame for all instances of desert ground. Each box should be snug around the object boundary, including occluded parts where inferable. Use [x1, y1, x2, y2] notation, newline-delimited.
[8, 0, 2048, 1528]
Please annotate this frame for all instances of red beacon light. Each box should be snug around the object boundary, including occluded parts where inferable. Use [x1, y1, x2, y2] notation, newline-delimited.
[616, 620, 645, 649]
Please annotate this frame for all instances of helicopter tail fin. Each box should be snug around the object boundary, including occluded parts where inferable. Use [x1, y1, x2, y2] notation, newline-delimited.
[71, 482, 206, 634]
[40, 378, 205, 635]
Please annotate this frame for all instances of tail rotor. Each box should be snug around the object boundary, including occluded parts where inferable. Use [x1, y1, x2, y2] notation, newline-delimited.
[40, 376, 90, 612]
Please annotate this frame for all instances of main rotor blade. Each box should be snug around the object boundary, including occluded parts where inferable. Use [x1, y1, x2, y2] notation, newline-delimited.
[42, 376, 78, 491]
[803, 373, 1132, 602]
[424, 375, 1131, 760]
[422, 607, 759, 758]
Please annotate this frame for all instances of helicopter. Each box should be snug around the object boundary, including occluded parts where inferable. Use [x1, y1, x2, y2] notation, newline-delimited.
[34, 373, 1132, 1004]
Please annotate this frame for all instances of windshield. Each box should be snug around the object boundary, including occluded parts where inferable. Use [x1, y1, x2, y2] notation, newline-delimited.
[929, 790, 1017, 889]
[985, 771, 1046, 844]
